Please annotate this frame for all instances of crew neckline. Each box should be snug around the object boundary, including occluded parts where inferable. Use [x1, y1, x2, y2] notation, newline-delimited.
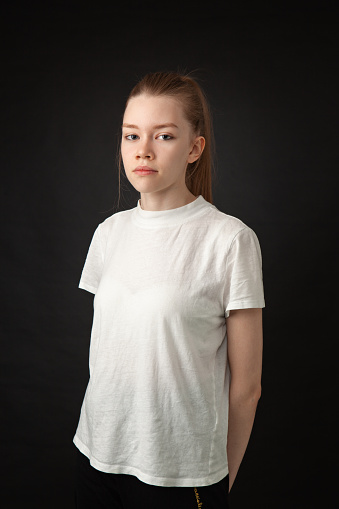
[131, 195, 214, 229]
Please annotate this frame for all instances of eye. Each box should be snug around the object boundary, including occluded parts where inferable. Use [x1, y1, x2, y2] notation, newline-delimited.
[157, 134, 172, 141]
[125, 134, 139, 141]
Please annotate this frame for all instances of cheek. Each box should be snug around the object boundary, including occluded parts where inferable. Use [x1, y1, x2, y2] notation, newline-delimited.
[121, 143, 131, 162]
[171, 145, 190, 167]
[165, 143, 187, 161]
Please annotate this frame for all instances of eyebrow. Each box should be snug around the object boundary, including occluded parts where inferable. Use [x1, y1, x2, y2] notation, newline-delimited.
[122, 123, 179, 129]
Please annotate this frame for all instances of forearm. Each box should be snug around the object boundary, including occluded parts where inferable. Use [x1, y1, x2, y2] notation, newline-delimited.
[226, 388, 261, 492]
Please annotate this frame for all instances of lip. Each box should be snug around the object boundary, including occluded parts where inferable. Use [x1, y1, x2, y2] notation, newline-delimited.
[133, 166, 158, 176]
[133, 166, 158, 172]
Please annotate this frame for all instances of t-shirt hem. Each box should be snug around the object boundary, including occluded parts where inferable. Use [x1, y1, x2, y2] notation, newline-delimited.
[225, 299, 265, 317]
[73, 435, 229, 488]
[78, 281, 97, 294]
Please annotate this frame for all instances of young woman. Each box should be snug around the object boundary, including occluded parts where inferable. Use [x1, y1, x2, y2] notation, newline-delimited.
[74, 71, 265, 508]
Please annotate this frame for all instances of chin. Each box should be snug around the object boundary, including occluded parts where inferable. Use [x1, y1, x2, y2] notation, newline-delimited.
[130, 178, 162, 191]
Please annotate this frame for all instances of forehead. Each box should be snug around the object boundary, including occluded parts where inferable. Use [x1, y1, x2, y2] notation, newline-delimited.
[123, 94, 187, 125]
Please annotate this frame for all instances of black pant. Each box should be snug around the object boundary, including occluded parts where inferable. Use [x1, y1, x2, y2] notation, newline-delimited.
[75, 449, 230, 508]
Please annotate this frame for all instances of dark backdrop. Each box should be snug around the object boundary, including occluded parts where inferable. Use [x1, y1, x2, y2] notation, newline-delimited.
[1, 3, 338, 508]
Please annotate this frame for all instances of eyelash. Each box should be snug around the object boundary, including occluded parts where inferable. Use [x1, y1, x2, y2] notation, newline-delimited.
[125, 134, 173, 141]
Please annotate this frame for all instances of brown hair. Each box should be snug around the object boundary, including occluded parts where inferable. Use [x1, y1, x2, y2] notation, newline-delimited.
[118, 71, 216, 206]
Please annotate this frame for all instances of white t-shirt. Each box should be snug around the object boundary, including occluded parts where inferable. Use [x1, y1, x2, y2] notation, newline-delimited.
[73, 195, 265, 487]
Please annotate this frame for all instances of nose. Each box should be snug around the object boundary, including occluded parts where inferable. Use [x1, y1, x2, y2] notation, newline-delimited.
[136, 137, 154, 160]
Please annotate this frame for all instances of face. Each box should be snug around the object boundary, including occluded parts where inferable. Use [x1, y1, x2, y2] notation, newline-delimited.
[121, 94, 204, 200]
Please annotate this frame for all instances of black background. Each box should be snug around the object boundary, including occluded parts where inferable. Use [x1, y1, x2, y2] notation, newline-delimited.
[1, 2, 338, 508]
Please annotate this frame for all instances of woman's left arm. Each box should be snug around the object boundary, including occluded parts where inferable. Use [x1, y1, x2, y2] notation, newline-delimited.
[226, 308, 263, 492]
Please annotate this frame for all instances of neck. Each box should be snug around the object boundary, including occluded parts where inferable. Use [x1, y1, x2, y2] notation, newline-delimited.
[139, 189, 197, 211]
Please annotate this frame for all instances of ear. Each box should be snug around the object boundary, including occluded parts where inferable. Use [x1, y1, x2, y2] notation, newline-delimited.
[187, 136, 206, 164]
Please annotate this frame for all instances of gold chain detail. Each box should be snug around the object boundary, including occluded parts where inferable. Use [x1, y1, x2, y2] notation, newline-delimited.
[194, 487, 204, 508]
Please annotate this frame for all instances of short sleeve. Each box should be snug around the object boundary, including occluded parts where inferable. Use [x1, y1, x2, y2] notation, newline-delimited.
[78, 225, 104, 294]
[224, 227, 265, 318]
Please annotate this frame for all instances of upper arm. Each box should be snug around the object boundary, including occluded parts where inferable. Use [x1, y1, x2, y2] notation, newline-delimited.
[226, 308, 263, 398]
[78, 225, 104, 294]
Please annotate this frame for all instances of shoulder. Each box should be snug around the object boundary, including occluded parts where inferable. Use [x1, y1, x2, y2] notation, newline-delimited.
[204, 205, 253, 239]
[97, 208, 134, 233]
[202, 205, 263, 261]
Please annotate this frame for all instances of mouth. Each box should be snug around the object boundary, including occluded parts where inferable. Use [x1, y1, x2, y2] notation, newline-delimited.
[133, 166, 158, 175]
[133, 166, 157, 172]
